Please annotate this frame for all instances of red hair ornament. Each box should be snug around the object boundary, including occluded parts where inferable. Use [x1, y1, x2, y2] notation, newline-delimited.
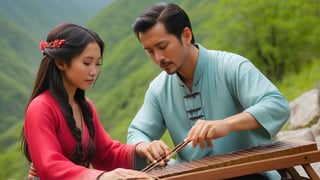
[39, 39, 66, 51]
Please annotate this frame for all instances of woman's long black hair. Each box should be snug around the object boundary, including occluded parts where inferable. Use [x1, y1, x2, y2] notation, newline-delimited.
[20, 23, 105, 167]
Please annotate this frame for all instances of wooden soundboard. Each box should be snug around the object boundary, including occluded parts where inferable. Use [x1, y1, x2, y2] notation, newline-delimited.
[146, 140, 320, 179]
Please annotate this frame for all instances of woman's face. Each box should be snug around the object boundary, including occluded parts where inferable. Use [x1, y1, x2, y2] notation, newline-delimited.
[60, 42, 102, 94]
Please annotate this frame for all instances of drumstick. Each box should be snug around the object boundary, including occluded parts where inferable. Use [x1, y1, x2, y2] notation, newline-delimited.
[141, 138, 192, 173]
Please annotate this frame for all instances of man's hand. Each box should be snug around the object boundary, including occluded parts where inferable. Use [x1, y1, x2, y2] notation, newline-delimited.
[135, 140, 171, 166]
[187, 119, 232, 149]
[187, 112, 262, 149]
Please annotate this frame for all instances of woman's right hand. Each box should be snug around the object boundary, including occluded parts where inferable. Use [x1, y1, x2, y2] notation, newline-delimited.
[98, 168, 153, 179]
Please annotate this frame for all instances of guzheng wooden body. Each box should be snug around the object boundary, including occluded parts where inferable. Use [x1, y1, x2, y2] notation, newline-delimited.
[147, 140, 320, 179]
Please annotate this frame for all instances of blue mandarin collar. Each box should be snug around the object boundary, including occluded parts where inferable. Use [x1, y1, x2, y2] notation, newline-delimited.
[175, 43, 209, 88]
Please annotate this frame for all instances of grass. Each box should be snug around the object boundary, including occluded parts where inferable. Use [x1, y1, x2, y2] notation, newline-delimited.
[276, 59, 320, 102]
[276, 59, 320, 130]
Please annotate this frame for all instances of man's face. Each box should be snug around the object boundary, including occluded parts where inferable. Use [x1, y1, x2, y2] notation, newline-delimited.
[138, 23, 189, 75]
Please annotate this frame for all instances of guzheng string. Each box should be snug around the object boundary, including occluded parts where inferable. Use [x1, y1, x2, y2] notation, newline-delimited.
[146, 140, 318, 179]
[141, 138, 192, 173]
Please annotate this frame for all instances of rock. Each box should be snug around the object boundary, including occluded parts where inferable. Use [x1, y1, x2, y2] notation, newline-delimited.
[276, 89, 320, 177]
[276, 128, 314, 142]
[288, 89, 320, 129]
[316, 136, 320, 153]
[311, 117, 320, 138]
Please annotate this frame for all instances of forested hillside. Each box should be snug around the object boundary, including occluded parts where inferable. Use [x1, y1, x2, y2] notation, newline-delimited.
[88, 0, 320, 142]
[0, 14, 34, 132]
[0, 0, 114, 39]
[0, 0, 319, 179]
[0, 1, 113, 179]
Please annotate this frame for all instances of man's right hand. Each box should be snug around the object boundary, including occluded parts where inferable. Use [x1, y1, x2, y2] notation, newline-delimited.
[135, 140, 171, 166]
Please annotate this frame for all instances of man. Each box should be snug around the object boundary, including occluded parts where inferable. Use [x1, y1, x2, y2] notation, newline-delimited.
[127, 2, 290, 179]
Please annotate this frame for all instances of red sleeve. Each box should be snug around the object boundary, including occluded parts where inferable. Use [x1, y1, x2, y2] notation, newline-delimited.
[87, 99, 136, 171]
[24, 94, 104, 180]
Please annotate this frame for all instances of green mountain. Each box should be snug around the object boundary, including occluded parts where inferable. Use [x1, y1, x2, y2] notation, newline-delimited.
[88, 0, 320, 142]
[0, 0, 114, 39]
[0, 13, 34, 132]
[0, 1, 114, 179]
[0, 0, 319, 179]
[87, 0, 184, 140]
[0, 0, 114, 137]
[0, 14, 33, 179]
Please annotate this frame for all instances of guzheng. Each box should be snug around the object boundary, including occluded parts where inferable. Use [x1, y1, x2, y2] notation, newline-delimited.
[146, 140, 320, 179]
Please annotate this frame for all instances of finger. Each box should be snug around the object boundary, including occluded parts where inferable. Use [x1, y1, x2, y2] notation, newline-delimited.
[205, 128, 215, 148]
[158, 159, 167, 167]
[198, 131, 206, 149]
[136, 142, 155, 162]
[190, 122, 204, 148]
[206, 139, 213, 148]
[158, 141, 171, 161]
[149, 143, 163, 161]
[187, 126, 195, 139]
[142, 144, 156, 163]
[153, 141, 171, 161]
[188, 126, 198, 147]
[145, 153, 156, 164]
[198, 123, 211, 149]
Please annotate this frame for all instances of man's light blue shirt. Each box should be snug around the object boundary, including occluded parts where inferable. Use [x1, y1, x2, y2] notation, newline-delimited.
[128, 44, 290, 179]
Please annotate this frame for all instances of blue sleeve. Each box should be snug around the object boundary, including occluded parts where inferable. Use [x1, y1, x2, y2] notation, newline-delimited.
[127, 83, 167, 144]
[229, 57, 290, 140]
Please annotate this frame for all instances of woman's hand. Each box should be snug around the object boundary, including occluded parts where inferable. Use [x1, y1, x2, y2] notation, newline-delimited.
[98, 168, 153, 179]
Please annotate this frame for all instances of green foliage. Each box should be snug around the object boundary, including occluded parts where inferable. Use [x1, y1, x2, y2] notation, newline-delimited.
[0, 75, 29, 132]
[0, 1, 115, 179]
[276, 58, 320, 101]
[188, 0, 320, 81]
[0, 121, 28, 180]
[88, 0, 183, 99]
[89, 0, 320, 144]
[93, 61, 160, 142]
[0, 14, 34, 133]
[88, 0, 183, 48]
[0, 14, 37, 67]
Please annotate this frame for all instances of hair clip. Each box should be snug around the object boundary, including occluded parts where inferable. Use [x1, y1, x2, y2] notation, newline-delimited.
[39, 39, 66, 51]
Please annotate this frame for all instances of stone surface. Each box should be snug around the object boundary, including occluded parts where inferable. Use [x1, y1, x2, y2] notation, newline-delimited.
[276, 89, 320, 178]
[276, 128, 314, 142]
[288, 89, 320, 129]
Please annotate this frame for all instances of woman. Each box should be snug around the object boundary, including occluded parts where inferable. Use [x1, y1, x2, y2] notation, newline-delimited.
[20, 23, 151, 180]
